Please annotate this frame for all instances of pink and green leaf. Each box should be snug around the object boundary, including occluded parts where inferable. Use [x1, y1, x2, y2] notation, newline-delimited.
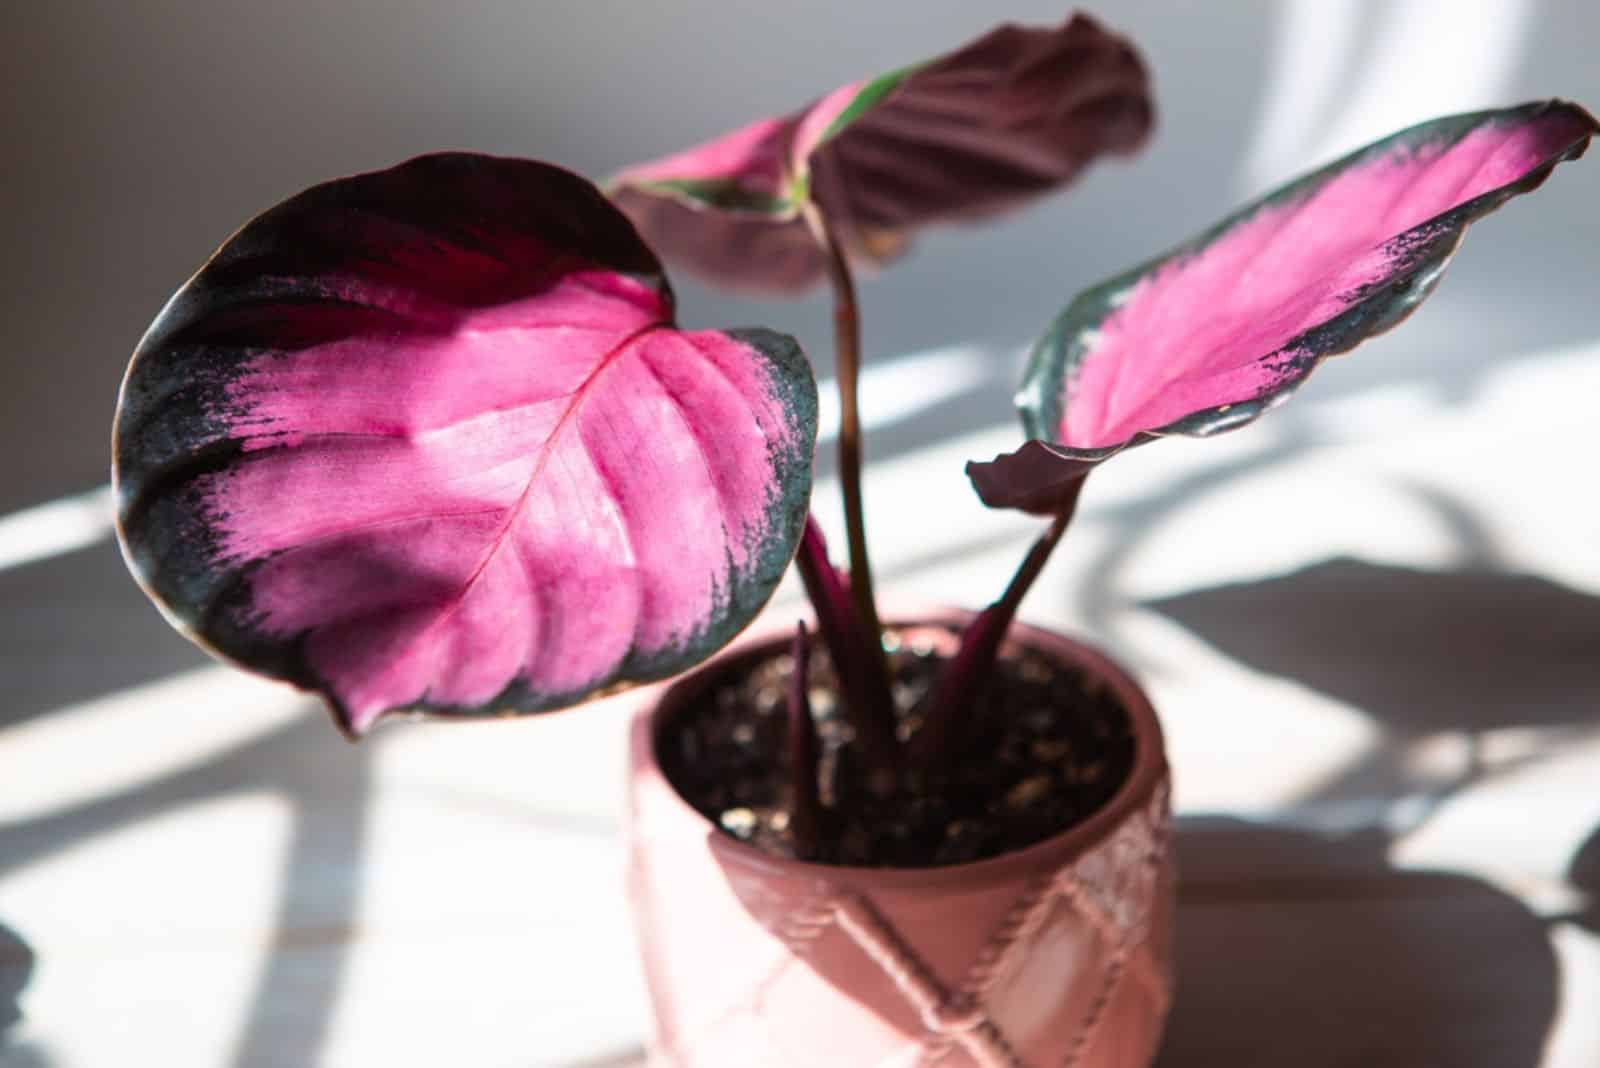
[787, 65, 921, 178]
[971, 100, 1597, 511]
[114, 153, 818, 736]
[609, 13, 1152, 292]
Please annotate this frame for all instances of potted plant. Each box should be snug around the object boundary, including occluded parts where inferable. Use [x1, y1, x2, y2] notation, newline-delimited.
[110, 8, 1595, 1065]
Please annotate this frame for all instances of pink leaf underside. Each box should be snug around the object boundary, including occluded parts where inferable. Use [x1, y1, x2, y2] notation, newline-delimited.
[607, 113, 825, 292]
[116, 156, 816, 734]
[615, 114, 796, 201]
[1055, 104, 1596, 449]
[609, 13, 1152, 292]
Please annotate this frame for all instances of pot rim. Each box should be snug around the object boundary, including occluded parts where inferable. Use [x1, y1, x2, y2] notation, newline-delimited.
[639, 607, 1168, 894]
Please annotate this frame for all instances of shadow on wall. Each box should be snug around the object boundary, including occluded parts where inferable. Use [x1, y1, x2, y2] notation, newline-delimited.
[0, 538, 211, 731]
[1143, 556, 1591, 1064]
[1155, 818, 1558, 1068]
[1568, 822, 1600, 935]
[1143, 557, 1600, 736]
[0, 713, 370, 1068]
[0, 921, 48, 1067]
[0, 923, 30, 1038]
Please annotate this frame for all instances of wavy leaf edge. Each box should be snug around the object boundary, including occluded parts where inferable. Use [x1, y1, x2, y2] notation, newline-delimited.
[114, 152, 820, 735]
[606, 13, 1154, 292]
[975, 100, 1597, 510]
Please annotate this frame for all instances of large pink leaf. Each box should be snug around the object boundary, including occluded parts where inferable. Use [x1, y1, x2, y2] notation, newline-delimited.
[608, 12, 1152, 292]
[115, 154, 818, 735]
[971, 100, 1598, 513]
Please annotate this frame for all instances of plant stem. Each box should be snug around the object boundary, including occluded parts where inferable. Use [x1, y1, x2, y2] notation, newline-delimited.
[792, 516, 899, 772]
[908, 476, 1087, 770]
[989, 484, 1081, 628]
[786, 621, 822, 860]
[800, 201, 887, 676]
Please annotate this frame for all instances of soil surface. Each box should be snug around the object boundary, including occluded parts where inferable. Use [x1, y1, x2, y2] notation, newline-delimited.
[658, 624, 1135, 868]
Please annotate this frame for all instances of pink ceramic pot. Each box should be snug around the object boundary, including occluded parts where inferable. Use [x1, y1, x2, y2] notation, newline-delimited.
[626, 611, 1174, 1068]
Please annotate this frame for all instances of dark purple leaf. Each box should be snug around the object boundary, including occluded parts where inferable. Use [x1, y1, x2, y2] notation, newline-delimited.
[966, 440, 1099, 516]
[609, 13, 1153, 292]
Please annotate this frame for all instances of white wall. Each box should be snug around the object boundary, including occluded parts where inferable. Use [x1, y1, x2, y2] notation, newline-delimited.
[3, 0, 1597, 509]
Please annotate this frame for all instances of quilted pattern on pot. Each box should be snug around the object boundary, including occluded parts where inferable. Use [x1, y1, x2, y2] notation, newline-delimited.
[629, 772, 1173, 1068]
